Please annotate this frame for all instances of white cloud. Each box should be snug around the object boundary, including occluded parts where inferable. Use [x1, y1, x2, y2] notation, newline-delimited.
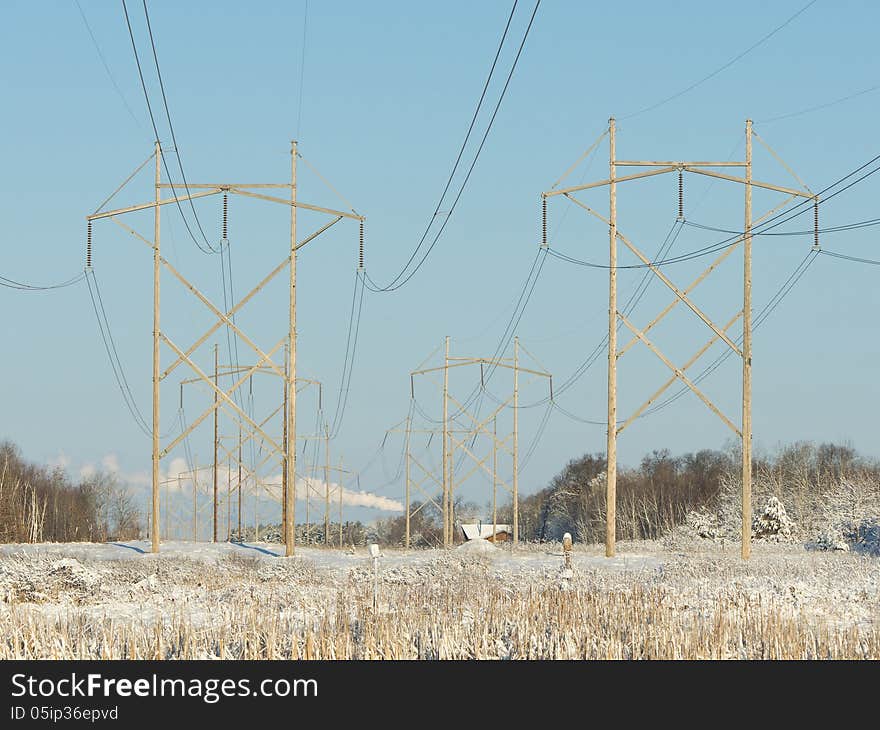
[101, 453, 120, 474]
[49, 452, 70, 470]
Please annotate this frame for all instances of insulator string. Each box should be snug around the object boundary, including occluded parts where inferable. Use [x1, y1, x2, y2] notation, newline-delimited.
[222, 193, 228, 241]
[541, 197, 547, 248]
[677, 169, 684, 221]
[86, 221, 93, 268]
[359, 221, 364, 270]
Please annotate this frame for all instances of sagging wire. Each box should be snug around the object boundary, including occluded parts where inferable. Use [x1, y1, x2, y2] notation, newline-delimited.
[329, 270, 366, 439]
[85, 267, 150, 437]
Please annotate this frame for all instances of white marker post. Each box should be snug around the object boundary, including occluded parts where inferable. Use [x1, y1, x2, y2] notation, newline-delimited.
[368, 543, 380, 610]
[562, 532, 573, 580]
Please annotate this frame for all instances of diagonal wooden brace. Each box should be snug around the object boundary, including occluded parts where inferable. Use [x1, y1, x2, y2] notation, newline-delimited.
[561, 193, 742, 356]
[161, 255, 290, 380]
[618, 235, 742, 357]
[618, 242, 741, 357]
[618, 312, 742, 437]
[618, 310, 743, 434]
[221, 402, 283, 454]
[448, 434, 493, 484]
[411, 454, 443, 490]
[218, 440, 282, 490]
[161, 333, 284, 454]
[161, 257, 285, 381]
[161, 338, 285, 458]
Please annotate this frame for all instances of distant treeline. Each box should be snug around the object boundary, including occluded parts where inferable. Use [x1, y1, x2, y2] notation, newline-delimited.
[512, 441, 880, 544]
[4, 438, 876, 547]
[0, 441, 140, 543]
[374, 441, 880, 546]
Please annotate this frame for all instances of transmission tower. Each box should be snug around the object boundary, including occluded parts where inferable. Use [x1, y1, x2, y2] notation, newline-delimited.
[86, 141, 364, 554]
[542, 118, 817, 560]
[179, 359, 322, 542]
[409, 336, 552, 547]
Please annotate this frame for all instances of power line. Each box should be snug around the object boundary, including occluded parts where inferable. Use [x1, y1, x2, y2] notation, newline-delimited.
[364, 0, 518, 292]
[86, 265, 183, 439]
[518, 143, 880, 427]
[414, 219, 680, 427]
[758, 82, 880, 124]
[547, 234, 739, 270]
[738, 149, 880, 236]
[178, 406, 195, 477]
[671, 152, 880, 257]
[820, 249, 880, 266]
[141, 0, 217, 254]
[329, 271, 366, 438]
[518, 402, 553, 471]
[350, 411, 412, 481]
[485, 249, 548, 387]
[537, 239, 820, 427]
[642, 248, 820, 417]
[521, 129, 879, 415]
[85, 268, 151, 437]
[295, 0, 309, 139]
[424, 0, 519, 254]
[685, 216, 880, 237]
[620, 0, 818, 121]
[491, 219, 684, 415]
[480, 247, 545, 386]
[368, 405, 413, 490]
[545, 147, 880, 272]
[74, 0, 145, 132]
[627, 250, 820, 420]
[365, 0, 541, 292]
[0, 271, 85, 291]
[132, 2, 246, 425]
[120, 0, 217, 256]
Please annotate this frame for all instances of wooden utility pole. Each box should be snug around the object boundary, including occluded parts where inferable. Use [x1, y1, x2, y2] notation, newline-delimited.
[192, 457, 198, 542]
[176, 473, 181, 540]
[227, 455, 232, 541]
[305, 459, 313, 545]
[442, 335, 450, 547]
[742, 119, 753, 560]
[151, 141, 161, 554]
[606, 116, 618, 558]
[323, 424, 330, 545]
[285, 141, 297, 556]
[492, 416, 497, 545]
[404, 409, 411, 550]
[164, 477, 169, 541]
[513, 336, 519, 546]
[212, 343, 219, 543]
[338, 456, 344, 548]
[282, 344, 288, 541]
[253, 485, 258, 542]
[237, 428, 242, 540]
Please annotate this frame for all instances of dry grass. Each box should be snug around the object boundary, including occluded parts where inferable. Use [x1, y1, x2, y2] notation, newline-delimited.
[0, 542, 877, 659]
[1, 583, 877, 659]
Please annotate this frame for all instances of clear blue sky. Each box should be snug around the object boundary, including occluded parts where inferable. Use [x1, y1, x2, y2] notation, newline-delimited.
[1, 0, 878, 527]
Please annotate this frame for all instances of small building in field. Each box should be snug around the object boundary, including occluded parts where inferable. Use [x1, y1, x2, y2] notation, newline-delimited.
[460, 523, 512, 543]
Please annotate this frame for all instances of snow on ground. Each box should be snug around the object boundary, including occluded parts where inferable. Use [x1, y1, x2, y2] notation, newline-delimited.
[0, 537, 877, 658]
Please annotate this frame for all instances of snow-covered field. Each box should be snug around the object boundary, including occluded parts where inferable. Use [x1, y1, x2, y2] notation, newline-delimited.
[0, 538, 877, 659]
